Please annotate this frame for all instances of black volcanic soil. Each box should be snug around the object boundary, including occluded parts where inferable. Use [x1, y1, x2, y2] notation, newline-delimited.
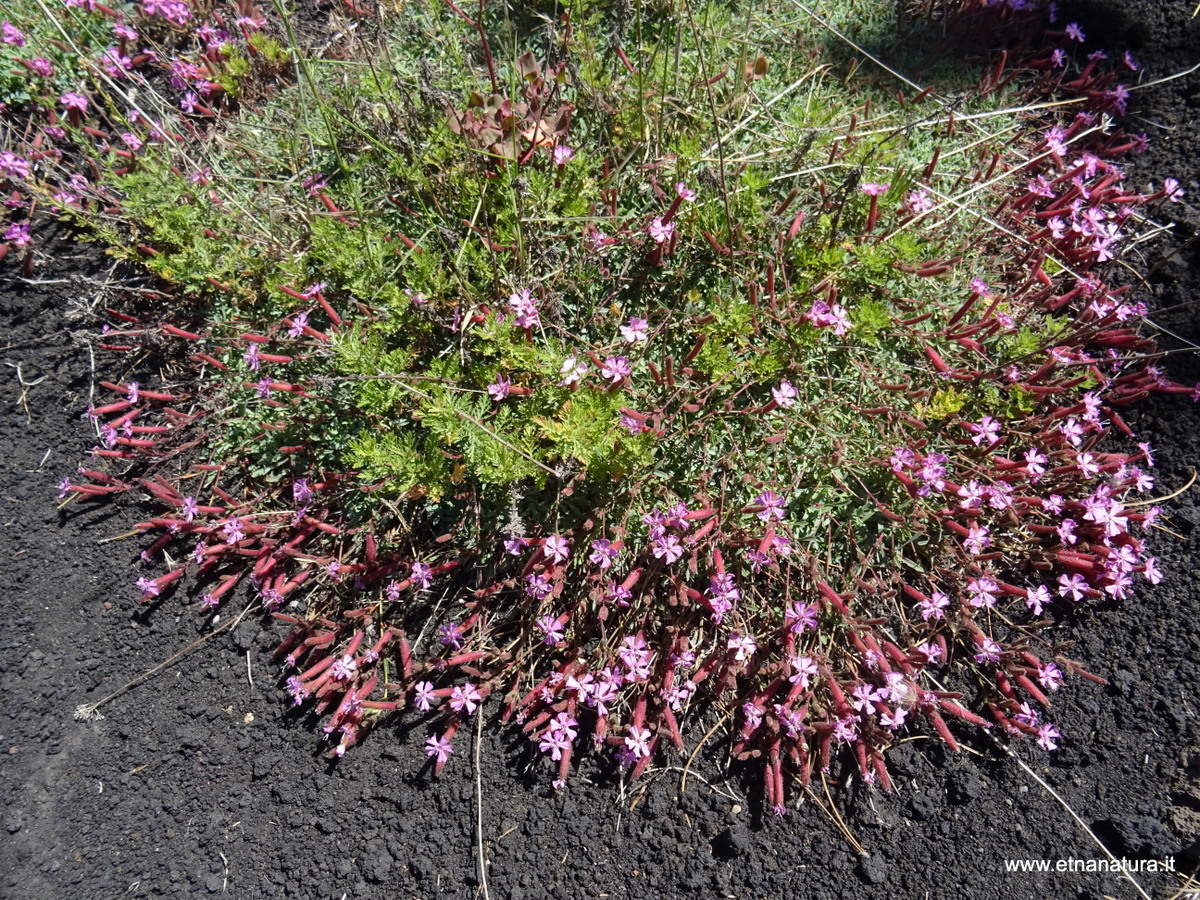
[2, 3, 1199, 898]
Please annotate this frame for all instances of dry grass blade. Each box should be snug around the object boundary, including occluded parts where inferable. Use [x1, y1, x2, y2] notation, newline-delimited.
[73, 602, 257, 722]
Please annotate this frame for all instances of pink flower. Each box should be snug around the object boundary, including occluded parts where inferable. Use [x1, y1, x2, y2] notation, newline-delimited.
[972, 637, 1002, 664]
[425, 734, 454, 764]
[1064, 22, 1085, 42]
[785, 601, 817, 633]
[413, 681, 437, 711]
[727, 632, 757, 662]
[1038, 663, 1063, 691]
[967, 415, 1002, 447]
[753, 490, 786, 521]
[536, 615, 565, 645]
[558, 356, 587, 386]
[2, 21, 26, 46]
[1164, 178, 1186, 203]
[620, 413, 646, 435]
[223, 516, 245, 544]
[590, 540, 619, 566]
[4, 223, 31, 246]
[1026, 585, 1052, 616]
[449, 682, 482, 715]
[919, 591, 950, 621]
[487, 374, 511, 401]
[861, 182, 889, 196]
[675, 182, 697, 201]
[619, 316, 648, 343]
[652, 534, 683, 564]
[508, 288, 540, 329]
[552, 144, 574, 165]
[600, 356, 631, 383]
[1057, 573, 1088, 602]
[788, 655, 818, 688]
[963, 524, 990, 555]
[771, 380, 797, 408]
[906, 188, 933, 213]
[410, 560, 433, 590]
[624, 726, 652, 759]
[543, 535, 570, 564]
[1036, 723, 1060, 751]
[330, 654, 357, 681]
[647, 217, 674, 244]
[0, 152, 30, 180]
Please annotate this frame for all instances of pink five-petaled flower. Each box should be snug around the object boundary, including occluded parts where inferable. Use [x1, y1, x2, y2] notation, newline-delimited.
[771, 380, 797, 408]
[487, 373, 511, 401]
[967, 415, 1002, 447]
[753, 490, 786, 521]
[552, 144, 574, 165]
[727, 632, 757, 662]
[973, 637, 1002, 664]
[536, 614, 565, 645]
[861, 182, 889, 196]
[525, 573, 552, 600]
[589, 538, 618, 570]
[559, 356, 587, 386]
[437, 621, 464, 649]
[182, 496, 198, 522]
[2, 21, 26, 45]
[504, 535, 529, 556]
[60, 92, 88, 113]
[5, 223, 31, 247]
[1058, 573, 1089, 602]
[330, 654, 357, 681]
[963, 524, 990, 556]
[805, 299, 851, 335]
[619, 316, 648, 343]
[652, 533, 684, 564]
[0, 151, 30, 180]
[425, 734, 454, 764]
[966, 576, 999, 608]
[785, 601, 818, 634]
[647, 217, 674, 244]
[136, 576, 160, 597]
[675, 182, 697, 201]
[410, 561, 433, 590]
[544, 534, 570, 564]
[539, 727, 572, 761]
[1164, 178, 1186, 203]
[1064, 22, 1085, 42]
[449, 682, 482, 715]
[600, 356, 631, 383]
[1039, 663, 1064, 691]
[508, 288, 540, 329]
[243, 343, 260, 371]
[620, 413, 647, 435]
[1026, 585, 1052, 616]
[223, 516, 245, 544]
[919, 591, 950, 621]
[1036, 723, 1061, 751]
[624, 726, 652, 759]
[287, 312, 308, 337]
[413, 681, 437, 711]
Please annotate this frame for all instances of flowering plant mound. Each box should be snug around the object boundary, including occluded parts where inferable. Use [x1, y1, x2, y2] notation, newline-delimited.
[3, 0, 1191, 810]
